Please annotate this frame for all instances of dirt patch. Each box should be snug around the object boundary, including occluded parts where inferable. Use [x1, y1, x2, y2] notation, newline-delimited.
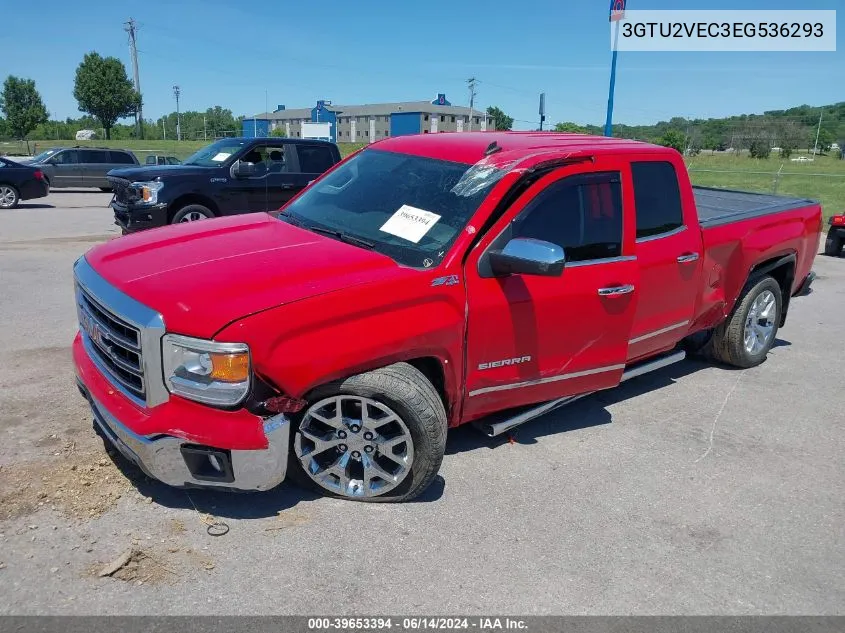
[0, 443, 142, 522]
[89, 545, 215, 585]
[263, 507, 312, 533]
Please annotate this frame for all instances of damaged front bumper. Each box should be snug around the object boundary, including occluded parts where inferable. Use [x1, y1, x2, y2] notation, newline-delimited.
[76, 378, 290, 492]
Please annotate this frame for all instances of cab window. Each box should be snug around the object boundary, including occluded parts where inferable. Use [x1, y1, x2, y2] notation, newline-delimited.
[511, 172, 623, 262]
[631, 161, 684, 239]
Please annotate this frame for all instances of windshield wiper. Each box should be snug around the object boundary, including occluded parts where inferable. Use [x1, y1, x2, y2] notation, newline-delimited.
[306, 225, 376, 249]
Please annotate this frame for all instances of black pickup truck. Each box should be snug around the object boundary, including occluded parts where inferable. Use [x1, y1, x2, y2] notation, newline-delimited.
[107, 137, 342, 233]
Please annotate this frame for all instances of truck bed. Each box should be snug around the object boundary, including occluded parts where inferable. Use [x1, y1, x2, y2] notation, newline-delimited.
[693, 186, 819, 228]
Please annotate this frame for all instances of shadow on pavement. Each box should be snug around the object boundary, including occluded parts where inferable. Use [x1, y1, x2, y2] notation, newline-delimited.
[13, 203, 55, 209]
[98, 339, 793, 516]
[445, 343, 788, 454]
[102, 441, 445, 520]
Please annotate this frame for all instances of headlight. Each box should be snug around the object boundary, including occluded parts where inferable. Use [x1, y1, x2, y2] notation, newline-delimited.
[162, 334, 250, 407]
[131, 180, 164, 205]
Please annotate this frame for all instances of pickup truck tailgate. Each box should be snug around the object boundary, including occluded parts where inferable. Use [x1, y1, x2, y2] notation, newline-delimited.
[694, 186, 819, 228]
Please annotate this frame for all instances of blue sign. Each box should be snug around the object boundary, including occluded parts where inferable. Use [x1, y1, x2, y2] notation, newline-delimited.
[431, 93, 451, 106]
[316, 100, 324, 111]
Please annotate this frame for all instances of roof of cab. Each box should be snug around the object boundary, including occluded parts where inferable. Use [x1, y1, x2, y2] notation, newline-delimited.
[369, 131, 671, 166]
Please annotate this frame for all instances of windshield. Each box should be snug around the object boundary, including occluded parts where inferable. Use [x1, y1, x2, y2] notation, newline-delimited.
[30, 149, 58, 163]
[281, 148, 504, 268]
[181, 139, 250, 167]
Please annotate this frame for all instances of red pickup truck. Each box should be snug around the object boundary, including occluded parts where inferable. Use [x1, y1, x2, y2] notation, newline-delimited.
[72, 132, 822, 503]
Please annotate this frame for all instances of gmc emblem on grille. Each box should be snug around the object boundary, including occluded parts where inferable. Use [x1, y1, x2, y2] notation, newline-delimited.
[80, 310, 105, 347]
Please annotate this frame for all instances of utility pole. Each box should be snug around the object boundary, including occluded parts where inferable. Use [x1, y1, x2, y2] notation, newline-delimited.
[466, 78, 477, 132]
[161, 119, 166, 141]
[812, 111, 823, 158]
[124, 17, 143, 139]
[203, 115, 207, 141]
[539, 92, 546, 131]
[173, 85, 181, 141]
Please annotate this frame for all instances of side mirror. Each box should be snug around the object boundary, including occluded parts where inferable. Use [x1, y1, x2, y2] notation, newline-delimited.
[488, 237, 565, 277]
[232, 160, 255, 178]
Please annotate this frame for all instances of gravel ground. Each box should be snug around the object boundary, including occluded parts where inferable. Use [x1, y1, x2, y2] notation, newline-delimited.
[0, 189, 842, 615]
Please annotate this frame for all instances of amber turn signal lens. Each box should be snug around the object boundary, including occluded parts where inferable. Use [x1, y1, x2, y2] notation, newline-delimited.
[209, 353, 249, 382]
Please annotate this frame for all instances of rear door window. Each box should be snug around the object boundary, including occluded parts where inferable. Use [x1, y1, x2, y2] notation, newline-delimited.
[109, 151, 135, 164]
[631, 161, 684, 239]
[296, 144, 336, 174]
[79, 150, 110, 164]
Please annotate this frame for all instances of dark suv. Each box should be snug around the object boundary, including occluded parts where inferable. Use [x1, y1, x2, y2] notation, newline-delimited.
[26, 147, 139, 190]
[107, 137, 342, 233]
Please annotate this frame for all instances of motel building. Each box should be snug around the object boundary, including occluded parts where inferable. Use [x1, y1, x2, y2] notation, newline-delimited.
[242, 94, 494, 143]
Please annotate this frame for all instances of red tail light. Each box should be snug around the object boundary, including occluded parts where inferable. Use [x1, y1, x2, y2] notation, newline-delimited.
[34, 170, 44, 181]
[833, 216, 845, 225]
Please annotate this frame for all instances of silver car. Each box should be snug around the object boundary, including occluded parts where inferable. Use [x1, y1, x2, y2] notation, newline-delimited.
[26, 147, 140, 191]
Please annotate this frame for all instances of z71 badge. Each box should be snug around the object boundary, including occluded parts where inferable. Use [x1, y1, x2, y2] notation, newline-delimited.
[210, 177, 227, 183]
[478, 356, 531, 370]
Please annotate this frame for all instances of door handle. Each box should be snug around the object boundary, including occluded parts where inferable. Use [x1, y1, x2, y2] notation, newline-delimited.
[598, 284, 635, 296]
[280, 184, 294, 190]
[677, 252, 700, 263]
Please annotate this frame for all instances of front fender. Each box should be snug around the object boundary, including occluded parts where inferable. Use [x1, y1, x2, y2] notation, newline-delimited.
[214, 275, 467, 424]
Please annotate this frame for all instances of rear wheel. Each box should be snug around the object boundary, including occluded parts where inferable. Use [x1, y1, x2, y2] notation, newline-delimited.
[824, 231, 842, 257]
[288, 362, 447, 502]
[0, 185, 20, 209]
[706, 276, 782, 368]
[170, 204, 214, 224]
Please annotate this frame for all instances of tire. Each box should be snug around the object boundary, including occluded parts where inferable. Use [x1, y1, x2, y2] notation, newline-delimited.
[705, 275, 782, 368]
[170, 204, 214, 224]
[0, 184, 20, 209]
[824, 231, 842, 257]
[288, 362, 448, 503]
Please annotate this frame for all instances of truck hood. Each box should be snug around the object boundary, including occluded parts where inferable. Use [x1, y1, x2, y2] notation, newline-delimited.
[84, 213, 408, 339]
[107, 164, 215, 181]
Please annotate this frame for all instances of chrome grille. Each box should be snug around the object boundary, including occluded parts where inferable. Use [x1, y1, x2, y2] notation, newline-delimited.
[107, 176, 139, 204]
[77, 284, 146, 401]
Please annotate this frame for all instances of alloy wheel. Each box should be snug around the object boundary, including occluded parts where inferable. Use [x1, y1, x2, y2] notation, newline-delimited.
[743, 290, 777, 355]
[0, 186, 17, 208]
[294, 395, 415, 498]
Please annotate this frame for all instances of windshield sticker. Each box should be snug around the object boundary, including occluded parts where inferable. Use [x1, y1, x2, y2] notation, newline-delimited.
[379, 205, 441, 243]
[211, 152, 231, 162]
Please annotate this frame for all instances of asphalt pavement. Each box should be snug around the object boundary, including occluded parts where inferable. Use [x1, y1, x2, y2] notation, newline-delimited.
[0, 189, 842, 615]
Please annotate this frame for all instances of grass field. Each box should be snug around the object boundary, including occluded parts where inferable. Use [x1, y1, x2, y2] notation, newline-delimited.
[2, 138, 842, 219]
[686, 152, 845, 221]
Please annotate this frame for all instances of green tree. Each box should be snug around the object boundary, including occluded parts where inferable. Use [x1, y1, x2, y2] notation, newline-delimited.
[749, 139, 771, 159]
[270, 126, 287, 138]
[73, 52, 140, 140]
[812, 128, 834, 153]
[486, 106, 513, 131]
[554, 121, 588, 133]
[657, 129, 685, 153]
[0, 76, 49, 151]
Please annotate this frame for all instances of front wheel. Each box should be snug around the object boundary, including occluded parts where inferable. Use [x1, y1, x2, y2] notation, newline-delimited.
[824, 231, 842, 257]
[288, 363, 447, 502]
[0, 184, 20, 209]
[170, 204, 214, 224]
[706, 276, 782, 368]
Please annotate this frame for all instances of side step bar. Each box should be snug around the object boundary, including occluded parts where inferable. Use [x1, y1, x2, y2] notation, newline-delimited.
[475, 349, 686, 437]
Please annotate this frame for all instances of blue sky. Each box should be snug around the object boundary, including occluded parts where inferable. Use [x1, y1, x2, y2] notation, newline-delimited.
[3, 0, 842, 129]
